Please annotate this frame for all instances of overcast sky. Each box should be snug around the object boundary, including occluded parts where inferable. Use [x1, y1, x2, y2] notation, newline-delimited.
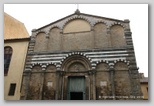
[4, 4, 148, 77]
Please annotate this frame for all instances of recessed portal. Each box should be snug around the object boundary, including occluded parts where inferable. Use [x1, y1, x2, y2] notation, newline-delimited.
[67, 76, 85, 100]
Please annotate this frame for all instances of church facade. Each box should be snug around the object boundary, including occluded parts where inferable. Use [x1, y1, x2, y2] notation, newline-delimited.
[20, 10, 143, 100]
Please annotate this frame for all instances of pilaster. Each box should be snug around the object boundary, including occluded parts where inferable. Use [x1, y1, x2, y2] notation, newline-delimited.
[109, 63, 115, 100]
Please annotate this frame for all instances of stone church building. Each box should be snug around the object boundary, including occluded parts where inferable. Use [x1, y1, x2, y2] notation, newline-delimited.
[20, 10, 143, 100]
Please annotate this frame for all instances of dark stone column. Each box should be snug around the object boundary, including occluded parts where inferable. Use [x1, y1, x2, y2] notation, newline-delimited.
[63, 76, 68, 100]
[59, 71, 65, 100]
[39, 67, 46, 100]
[92, 71, 96, 100]
[109, 64, 115, 100]
[85, 75, 90, 100]
[55, 70, 64, 100]
[89, 69, 96, 100]
[55, 70, 60, 100]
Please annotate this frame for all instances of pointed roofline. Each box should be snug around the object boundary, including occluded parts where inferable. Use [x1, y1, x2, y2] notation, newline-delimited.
[4, 12, 29, 31]
[4, 12, 29, 39]
[81, 12, 124, 22]
[35, 12, 125, 31]
[34, 13, 75, 31]
[4, 12, 24, 25]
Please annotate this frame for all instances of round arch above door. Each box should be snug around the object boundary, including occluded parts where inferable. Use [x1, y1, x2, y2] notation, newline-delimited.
[61, 54, 91, 72]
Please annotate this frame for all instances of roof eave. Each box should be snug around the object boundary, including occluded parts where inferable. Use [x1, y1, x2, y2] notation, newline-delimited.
[34, 12, 125, 32]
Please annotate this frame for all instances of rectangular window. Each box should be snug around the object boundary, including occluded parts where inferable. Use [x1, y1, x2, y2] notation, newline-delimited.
[8, 83, 16, 96]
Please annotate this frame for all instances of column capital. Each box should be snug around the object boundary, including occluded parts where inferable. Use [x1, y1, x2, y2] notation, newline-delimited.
[56, 70, 65, 76]
[88, 69, 96, 75]
[109, 63, 115, 70]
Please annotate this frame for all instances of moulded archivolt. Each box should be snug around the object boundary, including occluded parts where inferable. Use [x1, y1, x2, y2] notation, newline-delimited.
[93, 20, 108, 27]
[109, 21, 126, 29]
[114, 59, 130, 66]
[61, 51, 92, 64]
[48, 25, 62, 32]
[62, 15, 92, 30]
[60, 51, 93, 70]
[96, 60, 109, 65]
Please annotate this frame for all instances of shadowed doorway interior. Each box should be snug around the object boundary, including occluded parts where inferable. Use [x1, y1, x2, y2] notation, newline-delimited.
[70, 92, 83, 100]
[67, 76, 85, 100]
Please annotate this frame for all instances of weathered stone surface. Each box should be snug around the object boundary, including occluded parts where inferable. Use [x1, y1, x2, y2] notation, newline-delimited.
[20, 13, 143, 100]
[94, 23, 109, 48]
[110, 25, 126, 47]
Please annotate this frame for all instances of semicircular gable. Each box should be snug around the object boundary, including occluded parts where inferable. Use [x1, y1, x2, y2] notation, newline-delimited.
[63, 19, 91, 33]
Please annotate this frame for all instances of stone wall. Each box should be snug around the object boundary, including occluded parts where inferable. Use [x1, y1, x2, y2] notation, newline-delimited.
[43, 65, 56, 100]
[63, 31, 94, 50]
[20, 14, 143, 100]
[27, 66, 42, 100]
[48, 28, 61, 51]
[63, 19, 91, 33]
[34, 32, 47, 52]
[94, 23, 109, 48]
[110, 25, 126, 47]
[33, 19, 127, 52]
[96, 63, 111, 100]
[114, 62, 131, 99]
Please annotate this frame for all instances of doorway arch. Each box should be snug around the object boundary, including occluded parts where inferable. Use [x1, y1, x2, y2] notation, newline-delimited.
[61, 54, 91, 100]
[61, 54, 91, 71]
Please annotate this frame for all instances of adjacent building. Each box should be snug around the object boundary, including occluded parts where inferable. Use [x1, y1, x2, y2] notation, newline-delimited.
[20, 10, 143, 100]
[139, 73, 148, 100]
[4, 12, 29, 100]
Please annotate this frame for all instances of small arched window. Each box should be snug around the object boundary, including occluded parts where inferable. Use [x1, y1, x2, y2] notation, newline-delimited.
[4, 46, 13, 76]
